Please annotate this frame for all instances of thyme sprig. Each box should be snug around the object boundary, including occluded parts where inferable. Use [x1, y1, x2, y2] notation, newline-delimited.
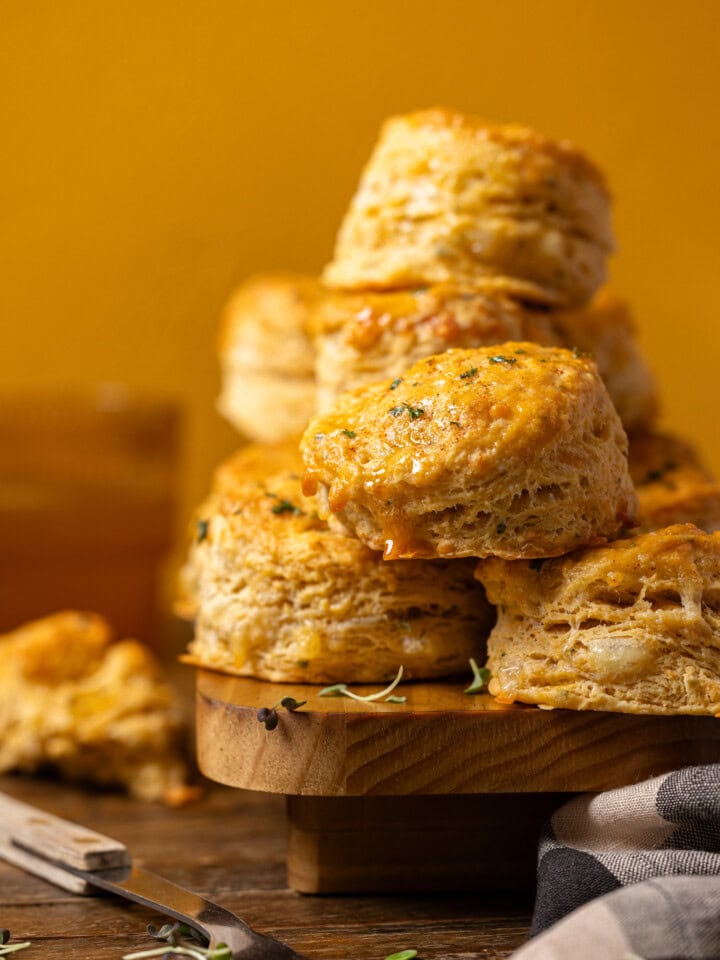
[319, 665, 406, 703]
[123, 922, 231, 960]
[465, 657, 491, 694]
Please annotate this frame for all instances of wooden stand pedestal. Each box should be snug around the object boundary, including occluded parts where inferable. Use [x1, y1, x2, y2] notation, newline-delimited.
[195, 669, 720, 894]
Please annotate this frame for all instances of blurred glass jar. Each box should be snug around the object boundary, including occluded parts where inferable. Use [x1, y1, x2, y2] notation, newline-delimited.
[0, 385, 180, 644]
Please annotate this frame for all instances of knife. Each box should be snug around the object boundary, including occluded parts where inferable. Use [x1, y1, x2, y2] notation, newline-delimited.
[0, 791, 307, 959]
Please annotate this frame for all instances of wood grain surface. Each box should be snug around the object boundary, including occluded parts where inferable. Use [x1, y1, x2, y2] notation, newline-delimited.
[0, 775, 531, 959]
[196, 670, 720, 796]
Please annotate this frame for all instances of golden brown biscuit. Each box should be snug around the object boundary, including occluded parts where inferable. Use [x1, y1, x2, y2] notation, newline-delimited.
[301, 342, 636, 560]
[0, 612, 191, 803]
[309, 284, 560, 412]
[217, 273, 320, 443]
[310, 286, 656, 432]
[550, 290, 658, 429]
[182, 444, 492, 683]
[323, 109, 613, 307]
[476, 525, 720, 716]
[629, 430, 720, 533]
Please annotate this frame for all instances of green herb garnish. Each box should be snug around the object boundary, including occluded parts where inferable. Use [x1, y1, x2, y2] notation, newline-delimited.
[319, 666, 405, 703]
[389, 378, 403, 390]
[464, 657, 490, 694]
[489, 355, 517, 366]
[342, 429, 357, 438]
[389, 404, 425, 420]
[385, 952, 418, 960]
[515, 348, 526, 354]
[0, 931, 31, 957]
[196, 519, 209, 543]
[124, 922, 231, 959]
[459, 367, 478, 379]
[271, 499, 303, 516]
[256, 697, 307, 732]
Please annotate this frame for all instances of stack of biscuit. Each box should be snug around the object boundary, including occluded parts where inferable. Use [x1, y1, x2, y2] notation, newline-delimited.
[186, 107, 720, 715]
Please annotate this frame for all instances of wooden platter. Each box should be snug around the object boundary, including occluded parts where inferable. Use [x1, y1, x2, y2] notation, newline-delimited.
[195, 669, 720, 893]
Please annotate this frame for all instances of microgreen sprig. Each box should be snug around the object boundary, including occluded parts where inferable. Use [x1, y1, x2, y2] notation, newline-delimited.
[256, 696, 307, 731]
[0, 931, 31, 956]
[385, 951, 418, 960]
[123, 923, 231, 960]
[464, 657, 490, 695]
[319, 665, 406, 703]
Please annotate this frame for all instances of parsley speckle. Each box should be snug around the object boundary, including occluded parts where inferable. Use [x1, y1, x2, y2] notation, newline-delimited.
[196, 519, 209, 543]
[342, 429, 356, 438]
[272, 499, 303, 516]
[389, 403, 425, 420]
[489, 355, 517, 366]
[389, 377, 403, 390]
[459, 366, 478, 379]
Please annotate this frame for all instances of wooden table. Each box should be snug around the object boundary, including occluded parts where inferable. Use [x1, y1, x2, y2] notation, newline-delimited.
[0, 774, 532, 959]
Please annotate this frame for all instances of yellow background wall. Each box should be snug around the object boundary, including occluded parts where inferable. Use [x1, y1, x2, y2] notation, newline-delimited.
[3, 0, 720, 532]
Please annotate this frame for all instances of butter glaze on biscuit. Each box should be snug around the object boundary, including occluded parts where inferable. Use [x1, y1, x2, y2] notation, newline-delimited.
[183, 444, 493, 683]
[323, 108, 614, 307]
[476, 525, 720, 715]
[301, 342, 636, 560]
[310, 285, 560, 412]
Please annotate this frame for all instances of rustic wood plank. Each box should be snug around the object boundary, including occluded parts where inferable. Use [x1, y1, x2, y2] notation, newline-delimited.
[197, 670, 720, 795]
[0, 774, 532, 958]
[286, 794, 564, 894]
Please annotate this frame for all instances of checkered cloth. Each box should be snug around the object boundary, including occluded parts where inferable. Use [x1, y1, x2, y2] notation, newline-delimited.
[512, 765, 720, 960]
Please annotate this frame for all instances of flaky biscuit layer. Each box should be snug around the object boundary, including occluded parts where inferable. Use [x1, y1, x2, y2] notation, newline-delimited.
[476, 525, 720, 715]
[217, 273, 319, 442]
[183, 444, 493, 683]
[323, 109, 613, 306]
[629, 430, 720, 533]
[302, 342, 635, 560]
[0, 612, 189, 803]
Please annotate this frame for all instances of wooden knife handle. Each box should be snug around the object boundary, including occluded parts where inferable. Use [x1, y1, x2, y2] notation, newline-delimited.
[0, 791, 130, 895]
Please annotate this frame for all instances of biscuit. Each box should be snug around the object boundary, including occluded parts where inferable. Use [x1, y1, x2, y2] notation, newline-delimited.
[0, 611, 191, 803]
[217, 273, 320, 443]
[182, 444, 493, 683]
[476, 525, 720, 716]
[550, 290, 658, 429]
[323, 109, 613, 307]
[629, 430, 720, 533]
[301, 342, 636, 560]
[310, 285, 560, 412]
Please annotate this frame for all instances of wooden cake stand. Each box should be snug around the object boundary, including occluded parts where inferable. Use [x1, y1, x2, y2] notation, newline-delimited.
[195, 668, 720, 894]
